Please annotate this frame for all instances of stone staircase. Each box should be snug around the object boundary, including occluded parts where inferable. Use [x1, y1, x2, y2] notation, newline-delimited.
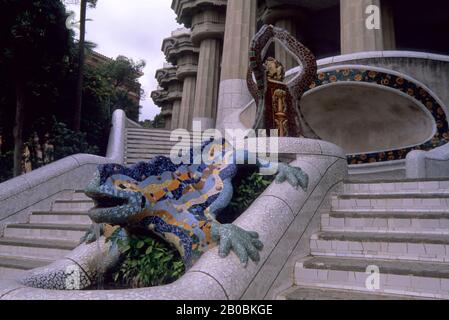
[0, 127, 199, 280]
[0, 191, 92, 280]
[2, 126, 449, 299]
[125, 128, 202, 165]
[281, 179, 449, 300]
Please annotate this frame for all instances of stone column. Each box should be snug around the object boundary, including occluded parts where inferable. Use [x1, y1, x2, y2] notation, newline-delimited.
[192, 38, 221, 129]
[165, 118, 172, 129]
[216, 0, 257, 131]
[179, 75, 197, 130]
[152, 65, 181, 130]
[171, 100, 181, 129]
[161, 104, 173, 130]
[258, 2, 306, 71]
[162, 28, 199, 130]
[167, 81, 183, 130]
[172, 1, 228, 130]
[274, 19, 298, 70]
[340, 0, 396, 54]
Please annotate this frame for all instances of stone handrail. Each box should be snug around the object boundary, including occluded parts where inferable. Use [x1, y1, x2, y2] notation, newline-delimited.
[0, 138, 348, 300]
[0, 109, 134, 235]
[406, 144, 449, 179]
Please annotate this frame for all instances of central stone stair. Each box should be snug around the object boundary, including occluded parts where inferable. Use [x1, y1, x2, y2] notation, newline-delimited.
[125, 128, 202, 165]
[281, 179, 449, 300]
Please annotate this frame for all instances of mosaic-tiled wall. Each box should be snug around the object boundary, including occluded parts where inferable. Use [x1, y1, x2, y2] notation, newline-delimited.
[305, 68, 449, 164]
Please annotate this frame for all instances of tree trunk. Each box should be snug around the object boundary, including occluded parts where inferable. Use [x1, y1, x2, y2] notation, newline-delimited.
[73, 0, 87, 132]
[13, 80, 26, 177]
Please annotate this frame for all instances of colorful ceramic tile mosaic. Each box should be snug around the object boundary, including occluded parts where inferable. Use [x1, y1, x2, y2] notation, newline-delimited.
[306, 68, 449, 164]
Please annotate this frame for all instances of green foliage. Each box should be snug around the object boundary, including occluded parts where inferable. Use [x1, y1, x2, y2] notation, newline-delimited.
[229, 172, 273, 213]
[111, 234, 185, 288]
[51, 120, 99, 159]
[0, 1, 145, 180]
[219, 167, 274, 224]
[139, 113, 166, 129]
[98, 55, 145, 122]
[31, 117, 98, 157]
[0, 151, 13, 183]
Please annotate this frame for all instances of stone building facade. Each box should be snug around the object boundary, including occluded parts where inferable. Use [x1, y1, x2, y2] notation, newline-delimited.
[151, 0, 449, 177]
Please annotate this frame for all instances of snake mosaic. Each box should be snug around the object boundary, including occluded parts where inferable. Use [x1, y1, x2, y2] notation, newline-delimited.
[247, 24, 318, 138]
[21, 139, 308, 290]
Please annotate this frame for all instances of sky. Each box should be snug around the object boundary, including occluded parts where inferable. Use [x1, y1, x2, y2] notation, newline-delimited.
[65, 0, 182, 122]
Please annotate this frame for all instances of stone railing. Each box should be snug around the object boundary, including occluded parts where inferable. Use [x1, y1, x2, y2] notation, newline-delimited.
[406, 145, 449, 179]
[0, 138, 348, 299]
[0, 109, 136, 237]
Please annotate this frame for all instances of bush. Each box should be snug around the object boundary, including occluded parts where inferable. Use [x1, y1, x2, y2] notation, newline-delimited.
[0, 151, 13, 183]
[219, 167, 274, 223]
[51, 120, 99, 160]
[110, 233, 185, 288]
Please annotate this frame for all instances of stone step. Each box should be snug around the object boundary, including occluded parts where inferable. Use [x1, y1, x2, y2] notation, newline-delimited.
[56, 191, 91, 201]
[125, 157, 170, 165]
[127, 135, 203, 142]
[0, 237, 78, 260]
[125, 153, 174, 160]
[279, 285, 418, 300]
[329, 209, 449, 219]
[127, 128, 172, 133]
[4, 223, 88, 241]
[343, 180, 449, 194]
[310, 231, 449, 263]
[0, 255, 51, 270]
[126, 128, 172, 134]
[126, 132, 197, 139]
[126, 148, 177, 155]
[126, 141, 191, 148]
[295, 256, 449, 299]
[52, 199, 94, 212]
[30, 211, 92, 225]
[332, 195, 449, 211]
[322, 212, 449, 235]
[0, 267, 26, 280]
[338, 192, 449, 199]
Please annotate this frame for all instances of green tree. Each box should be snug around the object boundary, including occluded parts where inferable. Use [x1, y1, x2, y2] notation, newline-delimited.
[0, 0, 72, 176]
[100, 55, 145, 122]
[63, 0, 97, 132]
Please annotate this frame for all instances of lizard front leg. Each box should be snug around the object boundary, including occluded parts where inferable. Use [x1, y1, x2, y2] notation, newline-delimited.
[211, 222, 263, 265]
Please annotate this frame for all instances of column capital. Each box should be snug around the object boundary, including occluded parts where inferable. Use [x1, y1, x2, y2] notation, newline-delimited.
[151, 87, 183, 105]
[162, 28, 199, 65]
[171, 0, 227, 27]
[160, 104, 173, 117]
[176, 62, 198, 80]
[155, 65, 178, 90]
[258, 5, 306, 25]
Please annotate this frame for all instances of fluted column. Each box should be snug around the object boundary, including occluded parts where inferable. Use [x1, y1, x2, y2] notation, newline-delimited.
[192, 38, 222, 128]
[274, 19, 298, 70]
[172, 1, 227, 129]
[216, 0, 257, 131]
[164, 112, 172, 129]
[179, 75, 197, 130]
[340, 0, 395, 54]
[171, 100, 181, 130]
[162, 28, 199, 130]
[259, 2, 306, 71]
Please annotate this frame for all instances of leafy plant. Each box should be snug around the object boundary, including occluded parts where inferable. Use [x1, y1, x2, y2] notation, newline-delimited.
[0, 151, 14, 183]
[110, 233, 185, 288]
[219, 167, 274, 223]
[51, 120, 99, 160]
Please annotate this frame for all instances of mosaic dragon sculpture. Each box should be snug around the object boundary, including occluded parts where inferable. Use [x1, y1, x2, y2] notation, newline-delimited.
[247, 24, 319, 138]
[22, 139, 308, 290]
